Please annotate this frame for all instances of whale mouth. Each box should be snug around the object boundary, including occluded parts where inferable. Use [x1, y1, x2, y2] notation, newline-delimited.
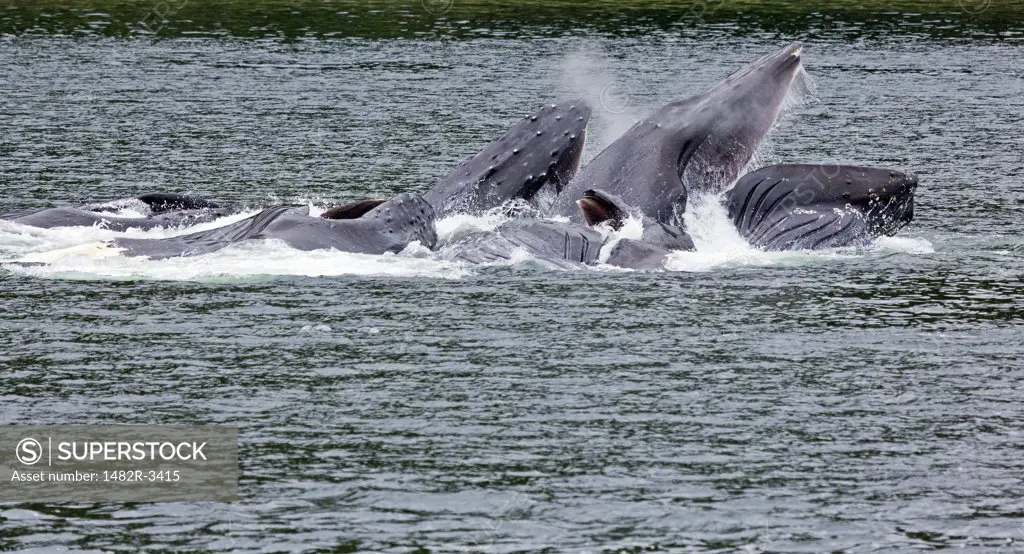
[861, 170, 917, 236]
[775, 42, 803, 74]
[320, 198, 387, 220]
[577, 190, 624, 230]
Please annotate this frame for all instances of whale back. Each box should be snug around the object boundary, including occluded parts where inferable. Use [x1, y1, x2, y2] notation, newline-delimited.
[320, 199, 387, 220]
[134, 193, 221, 214]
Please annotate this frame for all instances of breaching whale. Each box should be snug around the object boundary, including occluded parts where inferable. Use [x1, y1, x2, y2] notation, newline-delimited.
[1, 193, 227, 231]
[112, 193, 436, 259]
[725, 164, 917, 250]
[549, 42, 805, 225]
[424, 100, 591, 217]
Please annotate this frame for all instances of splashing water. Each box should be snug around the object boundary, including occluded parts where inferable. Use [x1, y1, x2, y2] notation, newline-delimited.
[556, 50, 644, 152]
[594, 216, 645, 265]
[6, 240, 468, 281]
[434, 204, 523, 247]
[0, 206, 468, 281]
[664, 193, 932, 272]
[0, 190, 934, 280]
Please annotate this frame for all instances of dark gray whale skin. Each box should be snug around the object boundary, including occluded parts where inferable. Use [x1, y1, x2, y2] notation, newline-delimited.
[549, 42, 805, 225]
[444, 220, 603, 269]
[577, 189, 695, 270]
[113, 193, 436, 259]
[445, 186, 699, 270]
[1, 193, 227, 231]
[725, 164, 917, 251]
[424, 100, 590, 217]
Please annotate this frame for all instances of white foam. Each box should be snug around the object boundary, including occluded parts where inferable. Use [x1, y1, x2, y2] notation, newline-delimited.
[595, 215, 644, 264]
[870, 235, 935, 255]
[434, 211, 512, 247]
[663, 193, 861, 272]
[4, 239, 468, 281]
[434, 201, 544, 247]
[0, 208, 467, 281]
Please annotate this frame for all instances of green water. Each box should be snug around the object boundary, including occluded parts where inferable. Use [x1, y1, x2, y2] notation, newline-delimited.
[1, 1, 1023, 552]
[1, 0, 1022, 39]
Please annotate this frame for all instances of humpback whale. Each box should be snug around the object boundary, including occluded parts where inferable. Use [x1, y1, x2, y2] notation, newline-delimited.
[549, 42, 805, 224]
[108, 99, 590, 260]
[112, 193, 436, 259]
[424, 100, 591, 216]
[2, 44, 927, 271]
[1, 193, 227, 231]
[725, 164, 917, 250]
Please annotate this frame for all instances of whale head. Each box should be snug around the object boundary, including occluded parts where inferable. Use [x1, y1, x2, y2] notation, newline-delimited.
[361, 193, 438, 251]
[551, 43, 804, 225]
[667, 42, 805, 195]
[424, 100, 591, 217]
[841, 167, 917, 237]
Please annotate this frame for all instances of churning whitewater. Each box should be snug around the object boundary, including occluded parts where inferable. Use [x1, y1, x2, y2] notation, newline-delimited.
[0, 194, 932, 281]
[0, 43, 927, 280]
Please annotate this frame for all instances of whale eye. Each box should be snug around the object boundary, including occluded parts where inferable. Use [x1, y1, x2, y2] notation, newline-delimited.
[842, 192, 851, 200]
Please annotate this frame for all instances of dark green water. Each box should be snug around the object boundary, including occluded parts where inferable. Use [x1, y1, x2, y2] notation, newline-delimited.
[1, 2, 1023, 552]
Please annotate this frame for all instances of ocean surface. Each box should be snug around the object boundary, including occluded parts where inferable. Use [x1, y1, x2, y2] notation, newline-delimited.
[0, 2, 1022, 552]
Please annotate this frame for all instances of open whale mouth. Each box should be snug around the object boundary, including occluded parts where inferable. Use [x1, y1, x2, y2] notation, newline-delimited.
[320, 198, 387, 220]
[577, 190, 625, 230]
